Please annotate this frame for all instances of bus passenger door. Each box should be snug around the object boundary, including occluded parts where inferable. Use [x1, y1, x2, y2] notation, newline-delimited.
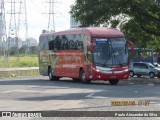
[40, 50, 49, 75]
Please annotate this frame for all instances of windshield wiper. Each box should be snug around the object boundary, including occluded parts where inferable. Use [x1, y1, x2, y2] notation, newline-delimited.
[112, 50, 123, 67]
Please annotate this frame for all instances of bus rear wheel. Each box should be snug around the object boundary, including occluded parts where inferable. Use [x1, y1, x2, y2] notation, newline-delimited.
[72, 78, 80, 81]
[49, 68, 59, 81]
[80, 69, 91, 83]
[109, 79, 119, 85]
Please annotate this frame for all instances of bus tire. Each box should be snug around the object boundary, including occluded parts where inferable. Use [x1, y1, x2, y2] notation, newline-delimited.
[137, 75, 141, 77]
[109, 79, 119, 85]
[129, 71, 134, 77]
[73, 78, 80, 81]
[48, 68, 59, 81]
[80, 69, 91, 83]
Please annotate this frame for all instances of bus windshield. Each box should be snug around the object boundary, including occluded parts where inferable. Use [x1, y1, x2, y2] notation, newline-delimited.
[93, 38, 128, 67]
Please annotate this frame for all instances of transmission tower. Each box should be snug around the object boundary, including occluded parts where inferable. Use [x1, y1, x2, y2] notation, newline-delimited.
[17, 0, 29, 54]
[0, 0, 8, 67]
[8, 0, 19, 61]
[47, 0, 55, 32]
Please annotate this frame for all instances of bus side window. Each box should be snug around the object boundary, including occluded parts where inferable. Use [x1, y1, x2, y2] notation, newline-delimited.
[77, 41, 83, 51]
[61, 35, 66, 50]
[48, 35, 54, 50]
[54, 36, 61, 50]
[49, 40, 54, 50]
[64, 38, 69, 50]
[69, 40, 73, 50]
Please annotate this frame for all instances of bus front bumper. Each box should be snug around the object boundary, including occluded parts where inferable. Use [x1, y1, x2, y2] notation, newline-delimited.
[91, 69, 129, 80]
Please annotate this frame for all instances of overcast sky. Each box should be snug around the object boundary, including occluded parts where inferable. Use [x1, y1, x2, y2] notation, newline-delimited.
[4, 0, 76, 41]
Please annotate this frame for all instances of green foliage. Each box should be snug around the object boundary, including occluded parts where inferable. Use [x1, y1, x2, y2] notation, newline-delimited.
[19, 45, 27, 54]
[19, 46, 38, 54]
[71, 0, 160, 50]
[120, 19, 160, 50]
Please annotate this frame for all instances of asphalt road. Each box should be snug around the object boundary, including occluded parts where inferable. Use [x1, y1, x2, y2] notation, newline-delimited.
[0, 76, 160, 120]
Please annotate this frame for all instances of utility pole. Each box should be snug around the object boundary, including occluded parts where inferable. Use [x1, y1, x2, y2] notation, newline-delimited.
[0, 0, 8, 67]
[47, 0, 55, 32]
[7, 0, 19, 62]
[17, 0, 29, 54]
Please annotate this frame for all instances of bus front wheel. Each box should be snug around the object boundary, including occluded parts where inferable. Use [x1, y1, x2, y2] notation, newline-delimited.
[49, 68, 59, 81]
[80, 69, 91, 83]
[109, 79, 119, 85]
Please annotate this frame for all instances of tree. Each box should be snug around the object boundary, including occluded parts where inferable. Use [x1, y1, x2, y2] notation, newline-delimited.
[70, 0, 160, 49]
[19, 45, 27, 54]
[120, 19, 160, 50]
[29, 46, 38, 54]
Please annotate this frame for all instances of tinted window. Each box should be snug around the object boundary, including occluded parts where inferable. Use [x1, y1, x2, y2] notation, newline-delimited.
[49, 35, 61, 50]
[48, 35, 54, 50]
[141, 63, 148, 69]
[49, 34, 83, 51]
[61, 35, 68, 50]
[54, 36, 61, 50]
[133, 63, 141, 68]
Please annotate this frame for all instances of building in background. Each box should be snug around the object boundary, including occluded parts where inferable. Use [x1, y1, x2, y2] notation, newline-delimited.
[7, 37, 23, 48]
[6, 37, 38, 55]
[26, 37, 38, 47]
[7, 37, 37, 48]
[70, 15, 81, 28]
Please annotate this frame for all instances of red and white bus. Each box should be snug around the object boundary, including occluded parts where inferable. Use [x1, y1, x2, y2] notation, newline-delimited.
[38, 27, 134, 85]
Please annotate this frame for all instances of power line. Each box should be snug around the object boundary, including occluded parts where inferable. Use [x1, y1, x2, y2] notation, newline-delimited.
[30, 0, 45, 14]
[43, 0, 62, 32]
[47, 0, 55, 31]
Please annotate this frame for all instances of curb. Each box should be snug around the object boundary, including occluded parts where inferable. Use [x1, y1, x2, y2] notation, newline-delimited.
[129, 77, 160, 85]
[0, 67, 39, 78]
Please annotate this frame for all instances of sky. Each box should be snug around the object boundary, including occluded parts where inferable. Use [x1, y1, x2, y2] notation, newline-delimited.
[4, 0, 76, 41]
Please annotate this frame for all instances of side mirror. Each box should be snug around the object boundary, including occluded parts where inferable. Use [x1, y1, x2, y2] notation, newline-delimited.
[90, 40, 96, 53]
[155, 64, 158, 67]
[128, 40, 134, 52]
[90, 43, 94, 53]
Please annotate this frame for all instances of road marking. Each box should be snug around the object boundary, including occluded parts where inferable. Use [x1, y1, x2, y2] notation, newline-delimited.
[30, 86, 39, 88]
[85, 93, 94, 98]
[134, 91, 138, 93]
[128, 83, 134, 85]
[147, 83, 154, 86]
[85, 93, 107, 99]
[1, 90, 16, 94]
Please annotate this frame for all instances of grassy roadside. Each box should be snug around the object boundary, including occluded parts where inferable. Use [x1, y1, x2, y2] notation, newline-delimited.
[0, 54, 39, 78]
[0, 54, 38, 68]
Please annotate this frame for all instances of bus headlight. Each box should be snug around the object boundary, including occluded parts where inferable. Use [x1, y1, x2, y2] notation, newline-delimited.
[96, 69, 100, 72]
[123, 69, 128, 72]
[92, 67, 100, 72]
